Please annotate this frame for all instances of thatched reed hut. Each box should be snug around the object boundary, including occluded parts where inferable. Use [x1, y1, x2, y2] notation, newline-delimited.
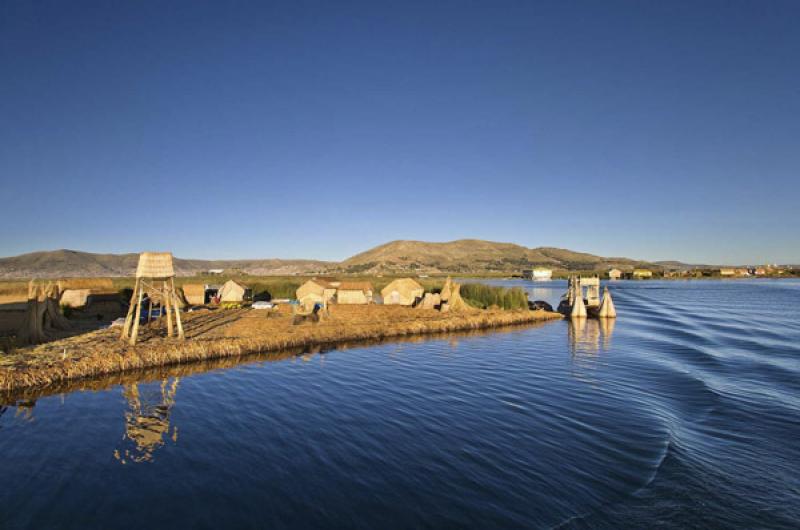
[181, 284, 205, 305]
[608, 268, 622, 280]
[219, 280, 252, 303]
[381, 278, 424, 306]
[57, 278, 115, 308]
[60, 289, 93, 308]
[296, 279, 338, 309]
[337, 282, 373, 305]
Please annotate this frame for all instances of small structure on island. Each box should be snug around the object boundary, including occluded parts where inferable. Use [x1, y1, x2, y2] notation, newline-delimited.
[337, 282, 373, 304]
[381, 278, 424, 306]
[608, 268, 622, 280]
[296, 279, 338, 310]
[120, 252, 184, 346]
[181, 283, 206, 306]
[218, 280, 252, 303]
[57, 278, 115, 308]
[632, 269, 653, 279]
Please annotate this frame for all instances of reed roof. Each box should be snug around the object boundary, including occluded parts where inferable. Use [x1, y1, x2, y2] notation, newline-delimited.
[136, 252, 175, 278]
[380, 278, 423, 297]
[338, 281, 373, 292]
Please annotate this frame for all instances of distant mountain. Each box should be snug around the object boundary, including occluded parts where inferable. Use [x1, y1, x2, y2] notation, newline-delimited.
[0, 240, 673, 279]
[335, 239, 654, 274]
[0, 250, 332, 279]
[653, 260, 714, 270]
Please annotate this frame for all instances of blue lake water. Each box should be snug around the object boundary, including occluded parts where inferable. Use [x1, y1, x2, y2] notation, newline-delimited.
[1, 280, 799, 529]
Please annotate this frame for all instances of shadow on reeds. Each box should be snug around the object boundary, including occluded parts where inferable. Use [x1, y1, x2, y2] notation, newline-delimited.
[0, 320, 556, 406]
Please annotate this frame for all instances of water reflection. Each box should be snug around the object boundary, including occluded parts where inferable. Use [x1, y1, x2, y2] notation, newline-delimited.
[114, 378, 180, 464]
[600, 317, 615, 350]
[568, 318, 615, 356]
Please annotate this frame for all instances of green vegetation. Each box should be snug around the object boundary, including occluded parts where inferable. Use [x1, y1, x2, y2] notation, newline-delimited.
[247, 280, 301, 301]
[459, 283, 529, 310]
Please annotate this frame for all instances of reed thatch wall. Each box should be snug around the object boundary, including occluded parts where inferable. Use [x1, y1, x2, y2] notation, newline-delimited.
[181, 284, 205, 305]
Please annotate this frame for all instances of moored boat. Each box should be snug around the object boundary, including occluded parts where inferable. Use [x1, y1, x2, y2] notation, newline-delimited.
[558, 276, 616, 318]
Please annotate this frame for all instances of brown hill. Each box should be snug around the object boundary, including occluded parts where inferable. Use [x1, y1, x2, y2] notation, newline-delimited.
[336, 239, 652, 273]
[0, 250, 332, 279]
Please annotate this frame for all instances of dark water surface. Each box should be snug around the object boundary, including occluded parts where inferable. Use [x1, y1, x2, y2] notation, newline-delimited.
[1, 280, 799, 529]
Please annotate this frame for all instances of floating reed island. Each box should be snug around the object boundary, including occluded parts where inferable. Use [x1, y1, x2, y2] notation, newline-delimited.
[0, 252, 563, 392]
[0, 304, 562, 392]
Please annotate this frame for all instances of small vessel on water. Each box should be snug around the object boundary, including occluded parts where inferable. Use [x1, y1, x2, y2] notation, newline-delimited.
[558, 276, 616, 318]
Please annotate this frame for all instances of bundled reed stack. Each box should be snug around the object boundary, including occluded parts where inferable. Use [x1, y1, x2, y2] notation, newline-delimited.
[437, 277, 473, 313]
[446, 282, 472, 312]
[598, 286, 616, 318]
[121, 252, 184, 345]
[17, 281, 72, 345]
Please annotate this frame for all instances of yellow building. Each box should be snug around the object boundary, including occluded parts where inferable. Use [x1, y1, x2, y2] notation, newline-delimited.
[296, 279, 338, 309]
[218, 280, 252, 303]
[381, 278, 424, 305]
[337, 282, 373, 304]
[632, 269, 653, 279]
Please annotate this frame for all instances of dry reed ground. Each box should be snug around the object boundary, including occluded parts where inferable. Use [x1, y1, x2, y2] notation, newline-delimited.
[0, 305, 562, 392]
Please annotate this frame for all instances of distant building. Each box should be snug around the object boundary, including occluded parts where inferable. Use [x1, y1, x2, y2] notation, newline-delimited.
[523, 268, 553, 281]
[381, 278, 424, 306]
[207, 269, 224, 275]
[754, 267, 767, 276]
[337, 282, 374, 305]
[608, 268, 622, 280]
[720, 268, 736, 277]
[632, 269, 653, 279]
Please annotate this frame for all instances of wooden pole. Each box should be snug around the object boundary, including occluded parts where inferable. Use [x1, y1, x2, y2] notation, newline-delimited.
[172, 278, 184, 340]
[165, 280, 174, 337]
[147, 290, 153, 323]
[129, 282, 145, 345]
[121, 279, 139, 340]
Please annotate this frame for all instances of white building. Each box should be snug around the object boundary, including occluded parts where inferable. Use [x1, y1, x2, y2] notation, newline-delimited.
[526, 268, 553, 281]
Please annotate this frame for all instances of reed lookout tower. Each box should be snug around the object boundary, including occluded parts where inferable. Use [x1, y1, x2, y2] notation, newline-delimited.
[120, 252, 185, 345]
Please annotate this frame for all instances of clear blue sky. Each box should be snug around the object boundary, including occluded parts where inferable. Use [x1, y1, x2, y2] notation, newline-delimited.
[1, 0, 798, 264]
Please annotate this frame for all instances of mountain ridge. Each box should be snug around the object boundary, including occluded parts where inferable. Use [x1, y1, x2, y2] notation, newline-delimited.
[0, 240, 665, 278]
